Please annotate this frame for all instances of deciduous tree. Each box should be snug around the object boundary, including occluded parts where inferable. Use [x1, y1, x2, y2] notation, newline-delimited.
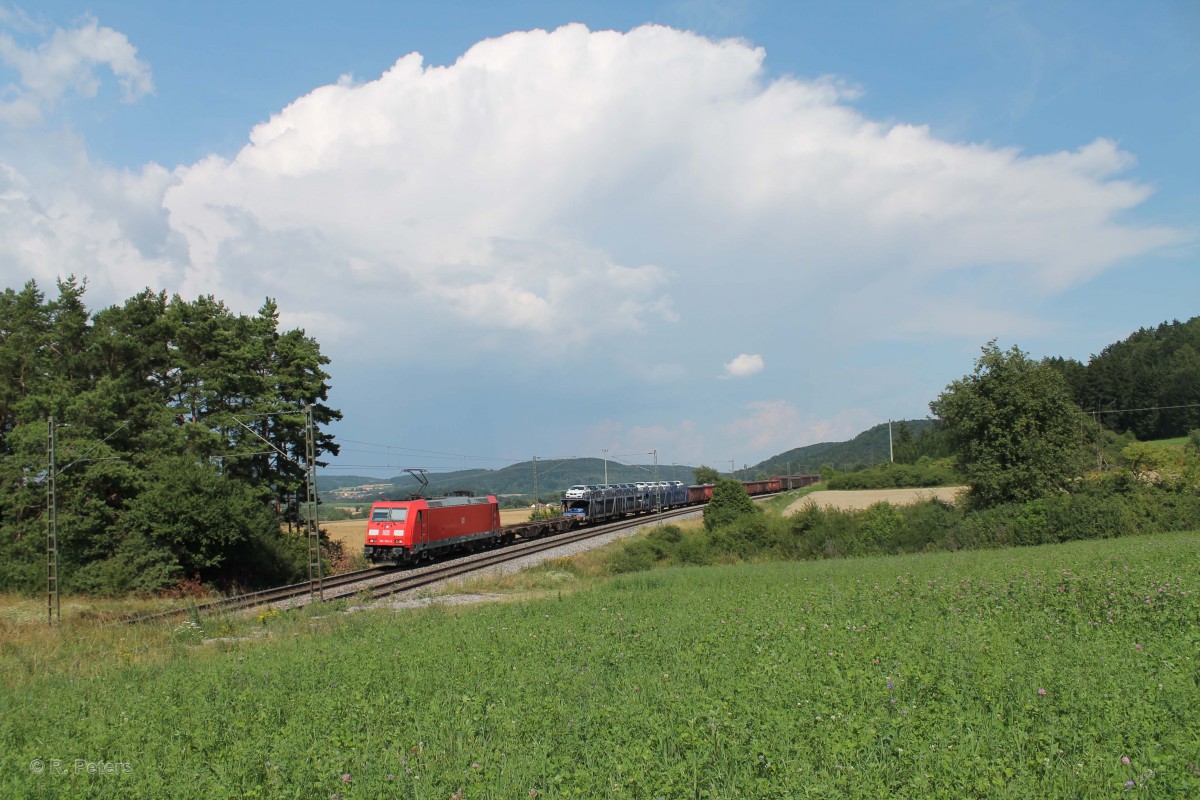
[931, 341, 1084, 510]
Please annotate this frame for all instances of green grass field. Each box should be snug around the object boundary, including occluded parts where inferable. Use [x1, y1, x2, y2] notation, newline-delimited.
[1142, 437, 1190, 450]
[3, 531, 1198, 798]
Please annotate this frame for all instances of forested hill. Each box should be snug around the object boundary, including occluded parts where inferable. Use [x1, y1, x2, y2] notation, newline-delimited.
[753, 419, 936, 475]
[1046, 316, 1200, 439]
[320, 458, 699, 502]
[321, 422, 939, 501]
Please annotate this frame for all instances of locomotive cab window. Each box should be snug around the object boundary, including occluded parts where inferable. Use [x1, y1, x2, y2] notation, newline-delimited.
[371, 508, 408, 522]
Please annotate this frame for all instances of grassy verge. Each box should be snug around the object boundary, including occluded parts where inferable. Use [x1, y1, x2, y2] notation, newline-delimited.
[3, 531, 1197, 798]
[759, 484, 826, 514]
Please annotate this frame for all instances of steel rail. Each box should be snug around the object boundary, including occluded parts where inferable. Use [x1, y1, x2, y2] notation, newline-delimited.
[116, 565, 395, 626]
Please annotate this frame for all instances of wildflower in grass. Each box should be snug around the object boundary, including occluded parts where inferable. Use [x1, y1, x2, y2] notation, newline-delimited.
[341, 773, 351, 783]
[530, 789, 539, 797]
[1135, 643, 1143, 650]
[1124, 780, 1136, 789]
[887, 680, 894, 691]
[1038, 688, 1047, 696]
[1122, 757, 1131, 765]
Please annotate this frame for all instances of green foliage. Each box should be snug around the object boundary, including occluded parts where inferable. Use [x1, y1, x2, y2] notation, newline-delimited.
[931, 341, 1085, 510]
[602, 464, 1198, 573]
[692, 464, 721, 484]
[528, 505, 559, 521]
[1072, 316, 1200, 439]
[892, 422, 953, 463]
[607, 525, 688, 574]
[0, 279, 340, 595]
[702, 478, 759, 531]
[1117, 435, 1200, 492]
[826, 459, 957, 489]
[312, 505, 365, 521]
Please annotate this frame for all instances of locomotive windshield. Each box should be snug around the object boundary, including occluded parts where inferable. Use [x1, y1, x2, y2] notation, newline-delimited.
[371, 507, 408, 522]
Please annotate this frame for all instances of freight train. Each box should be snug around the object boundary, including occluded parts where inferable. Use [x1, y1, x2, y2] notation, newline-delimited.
[363, 475, 818, 565]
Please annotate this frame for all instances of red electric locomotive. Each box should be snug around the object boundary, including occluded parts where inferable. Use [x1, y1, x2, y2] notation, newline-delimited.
[363, 495, 504, 565]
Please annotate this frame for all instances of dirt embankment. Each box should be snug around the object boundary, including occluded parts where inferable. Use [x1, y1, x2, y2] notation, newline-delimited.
[784, 487, 965, 516]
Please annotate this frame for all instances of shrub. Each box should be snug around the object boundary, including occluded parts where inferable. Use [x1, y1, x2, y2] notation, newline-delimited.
[600, 478, 1200, 577]
[703, 479, 760, 531]
[827, 461, 956, 490]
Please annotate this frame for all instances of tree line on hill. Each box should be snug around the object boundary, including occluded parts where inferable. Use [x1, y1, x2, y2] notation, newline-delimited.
[1045, 316, 1200, 439]
[816, 331, 1200, 510]
[767, 317, 1200, 492]
[754, 419, 940, 475]
[320, 460, 702, 505]
[0, 278, 340, 595]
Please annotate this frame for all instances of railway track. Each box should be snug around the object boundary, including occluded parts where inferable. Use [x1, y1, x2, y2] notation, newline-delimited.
[118, 565, 396, 626]
[119, 505, 703, 625]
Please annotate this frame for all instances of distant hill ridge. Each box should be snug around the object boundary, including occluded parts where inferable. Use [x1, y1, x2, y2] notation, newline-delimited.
[754, 419, 935, 475]
[319, 419, 933, 501]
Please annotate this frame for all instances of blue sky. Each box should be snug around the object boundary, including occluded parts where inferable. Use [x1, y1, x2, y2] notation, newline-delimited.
[2, 1, 1196, 478]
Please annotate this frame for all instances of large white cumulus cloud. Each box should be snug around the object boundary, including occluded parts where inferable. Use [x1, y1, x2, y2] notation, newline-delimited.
[1, 22, 1182, 360]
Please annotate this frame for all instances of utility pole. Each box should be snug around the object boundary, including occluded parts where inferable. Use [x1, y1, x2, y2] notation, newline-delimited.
[42, 416, 130, 624]
[602, 448, 608, 486]
[304, 404, 324, 601]
[653, 449, 660, 515]
[46, 416, 59, 624]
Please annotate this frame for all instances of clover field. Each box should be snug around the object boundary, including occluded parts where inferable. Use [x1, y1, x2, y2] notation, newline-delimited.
[3, 531, 1198, 798]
